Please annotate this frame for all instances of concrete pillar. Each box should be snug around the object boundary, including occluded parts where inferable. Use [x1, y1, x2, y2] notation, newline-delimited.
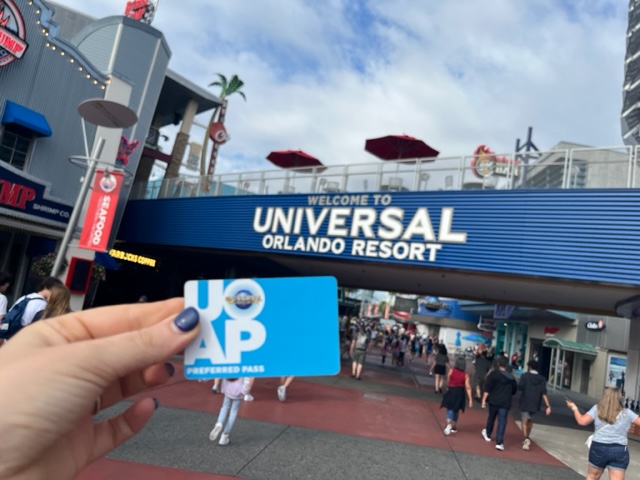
[165, 99, 198, 179]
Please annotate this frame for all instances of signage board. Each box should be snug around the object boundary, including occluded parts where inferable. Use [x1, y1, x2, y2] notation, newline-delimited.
[79, 170, 124, 252]
[0, 0, 28, 67]
[472, 145, 520, 178]
[477, 317, 496, 332]
[0, 162, 71, 224]
[184, 276, 339, 379]
[585, 319, 606, 332]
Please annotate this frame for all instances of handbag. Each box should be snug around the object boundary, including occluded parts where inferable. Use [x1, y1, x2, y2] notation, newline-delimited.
[586, 422, 612, 449]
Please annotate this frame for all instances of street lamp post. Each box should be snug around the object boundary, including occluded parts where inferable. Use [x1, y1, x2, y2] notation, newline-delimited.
[51, 99, 138, 278]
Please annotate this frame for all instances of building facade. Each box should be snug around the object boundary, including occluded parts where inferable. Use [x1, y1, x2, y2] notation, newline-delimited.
[0, 0, 219, 305]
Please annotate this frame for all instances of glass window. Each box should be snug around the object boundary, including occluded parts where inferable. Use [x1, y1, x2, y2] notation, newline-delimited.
[0, 125, 32, 170]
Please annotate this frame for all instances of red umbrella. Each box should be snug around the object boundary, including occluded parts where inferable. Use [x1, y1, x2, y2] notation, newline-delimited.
[266, 150, 326, 173]
[365, 135, 439, 162]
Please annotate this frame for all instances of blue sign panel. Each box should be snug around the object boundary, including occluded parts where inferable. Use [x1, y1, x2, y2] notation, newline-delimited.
[184, 276, 339, 379]
[119, 189, 640, 285]
[0, 162, 72, 224]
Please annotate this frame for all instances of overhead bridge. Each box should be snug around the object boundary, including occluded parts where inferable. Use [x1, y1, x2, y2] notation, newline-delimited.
[116, 145, 640, 316]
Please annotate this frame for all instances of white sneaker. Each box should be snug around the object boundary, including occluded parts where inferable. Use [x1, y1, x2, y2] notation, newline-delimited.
[495, 444, 504, 451]
[444, 424, 452, 436]
[244, 394, 254, 402]
[209, 422, 223, 441]
[219, 433, 229, 446]
[481, 429, 491, 442]
[522, 438, 531, 450]
[277, 385, 286, 401]
[212, 385, 219, 394]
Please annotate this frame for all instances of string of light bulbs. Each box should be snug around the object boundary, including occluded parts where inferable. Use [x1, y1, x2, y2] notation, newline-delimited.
[28, 0, 109, 90]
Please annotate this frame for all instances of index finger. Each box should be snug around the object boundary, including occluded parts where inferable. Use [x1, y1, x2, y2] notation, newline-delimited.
[16, 298, 184, 347]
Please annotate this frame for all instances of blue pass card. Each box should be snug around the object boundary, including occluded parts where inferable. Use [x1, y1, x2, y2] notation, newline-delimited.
[183, 276, 339, 379]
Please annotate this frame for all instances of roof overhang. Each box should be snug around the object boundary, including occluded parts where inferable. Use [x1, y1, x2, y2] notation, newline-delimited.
[542, 338, 597, 356]
[153, 70, 223, 127]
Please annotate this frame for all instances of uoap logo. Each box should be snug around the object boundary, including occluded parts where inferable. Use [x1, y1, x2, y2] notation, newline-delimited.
[188, 279, 267, 368]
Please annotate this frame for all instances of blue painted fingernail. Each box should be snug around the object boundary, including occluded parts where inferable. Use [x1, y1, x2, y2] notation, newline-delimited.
[153, 397, 160, 410]
[165, 362, 175, 377]
[174, 307, 199, 332]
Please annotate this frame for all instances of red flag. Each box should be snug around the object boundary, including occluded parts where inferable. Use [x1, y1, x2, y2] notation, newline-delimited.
[79, 170, 123, 252]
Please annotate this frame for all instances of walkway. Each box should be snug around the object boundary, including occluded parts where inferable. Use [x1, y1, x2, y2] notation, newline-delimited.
[77, 353, 639, 480]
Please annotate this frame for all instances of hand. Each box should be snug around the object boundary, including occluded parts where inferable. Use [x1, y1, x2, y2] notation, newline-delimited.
[566, 400, 577, 410]
[0, 298, 200, 480]
[468, 400, 473, 408]
[545, 406, 551, 416]
[481, 402, 486, 409]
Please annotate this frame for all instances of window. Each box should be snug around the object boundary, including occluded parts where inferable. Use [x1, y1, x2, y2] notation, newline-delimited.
[0, 124, 32, 170]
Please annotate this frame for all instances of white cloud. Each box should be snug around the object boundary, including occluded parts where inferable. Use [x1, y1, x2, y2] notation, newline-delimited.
[50, 0, 629, 174]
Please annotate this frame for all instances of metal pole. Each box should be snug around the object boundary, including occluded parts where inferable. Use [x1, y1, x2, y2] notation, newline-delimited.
[51, 137, 105, 278]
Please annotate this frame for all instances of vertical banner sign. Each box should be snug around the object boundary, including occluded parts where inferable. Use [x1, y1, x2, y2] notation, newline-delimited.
[79, 170, 123, 252]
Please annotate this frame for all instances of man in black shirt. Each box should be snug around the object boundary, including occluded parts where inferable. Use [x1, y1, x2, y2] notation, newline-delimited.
[481, 356, 517, 451]
[518, 360, 551, 450]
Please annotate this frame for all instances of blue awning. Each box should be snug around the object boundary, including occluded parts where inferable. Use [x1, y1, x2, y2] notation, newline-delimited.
[94, 251, 121, 270]
[2, 101, 52, 137]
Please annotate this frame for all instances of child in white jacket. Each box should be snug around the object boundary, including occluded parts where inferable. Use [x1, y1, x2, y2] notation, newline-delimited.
[209, 378, 251, 445]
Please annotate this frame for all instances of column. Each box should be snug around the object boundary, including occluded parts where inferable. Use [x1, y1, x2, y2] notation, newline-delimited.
[165, 99, 199, 179]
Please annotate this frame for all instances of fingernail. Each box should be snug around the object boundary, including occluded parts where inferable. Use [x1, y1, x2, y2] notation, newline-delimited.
[174, 307, 199, 332]
[153, 397, 160, 410]
[165, 362, 175, 377]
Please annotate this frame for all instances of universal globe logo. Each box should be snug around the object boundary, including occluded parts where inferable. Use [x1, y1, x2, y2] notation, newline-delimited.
[223, 280, 264, 319]
[99, 173, 118, 193]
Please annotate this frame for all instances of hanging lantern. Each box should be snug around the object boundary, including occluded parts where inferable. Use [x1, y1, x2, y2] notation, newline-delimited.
[209, 122, 229, 144]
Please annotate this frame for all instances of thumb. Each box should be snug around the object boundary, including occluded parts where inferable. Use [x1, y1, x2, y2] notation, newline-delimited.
[81, 307, 200, 386]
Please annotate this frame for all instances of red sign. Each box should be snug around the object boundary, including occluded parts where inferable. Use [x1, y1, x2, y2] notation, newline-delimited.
[0, 179, 35, 209]
[124, 0, 158, 24]
[79, 170, 123, 252]
[0, 0, 28, 67]
[544, 326, 560, 336]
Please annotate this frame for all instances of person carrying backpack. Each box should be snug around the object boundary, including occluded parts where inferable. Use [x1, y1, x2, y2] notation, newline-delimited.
[350, 324, 369, 380]
[0, 277, 63, 341]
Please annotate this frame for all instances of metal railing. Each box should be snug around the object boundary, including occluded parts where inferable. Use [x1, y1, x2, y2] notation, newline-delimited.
[130, 146, 640, 200]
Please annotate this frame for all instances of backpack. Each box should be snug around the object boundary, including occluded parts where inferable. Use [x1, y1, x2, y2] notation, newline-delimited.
[0, 295, 43, 340]
[355, 333, 368, 350]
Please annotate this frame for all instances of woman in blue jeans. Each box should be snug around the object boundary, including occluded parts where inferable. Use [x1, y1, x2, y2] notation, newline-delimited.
[567, 387, 640, 480]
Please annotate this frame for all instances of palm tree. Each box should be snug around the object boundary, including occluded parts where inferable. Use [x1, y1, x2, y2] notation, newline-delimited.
[201, 74, 246, 177]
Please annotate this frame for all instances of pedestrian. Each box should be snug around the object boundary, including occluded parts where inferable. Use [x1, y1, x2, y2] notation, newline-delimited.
[277, 376, 295, 401]
[566, 387, 640, 479]
[473, 343, 492, 402]
[0, 271, 12, 321]
[441, 356, 473, 435]
[350, 324, 369, 379]
[33, 284, 72, 321]
[518, 360, 551, 450]
[209, 377, 251, 445]
[481, 356, 517, 451]
[3, 276, 63, 338]
[430, 344, 449, 393]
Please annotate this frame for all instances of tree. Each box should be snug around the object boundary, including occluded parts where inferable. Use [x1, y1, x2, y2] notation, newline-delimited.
[201, 74, 246, 177]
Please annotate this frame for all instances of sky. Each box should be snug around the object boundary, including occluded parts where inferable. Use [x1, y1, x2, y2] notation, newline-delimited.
[48, 0, 629, 175]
